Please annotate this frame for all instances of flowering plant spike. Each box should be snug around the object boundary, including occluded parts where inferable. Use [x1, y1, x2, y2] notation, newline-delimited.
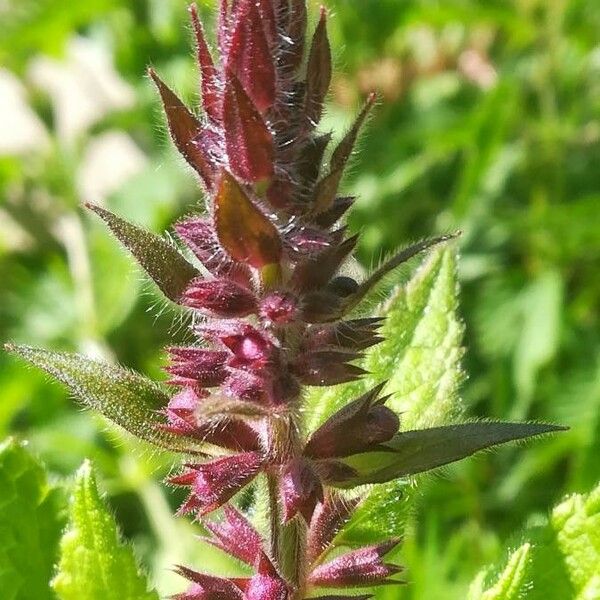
[6, 2, 566, 598]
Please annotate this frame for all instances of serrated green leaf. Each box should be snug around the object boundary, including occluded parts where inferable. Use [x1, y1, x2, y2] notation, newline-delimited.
[470, 481, 600, 599]
[86, 203, 198, 302]
[468, 543, 531, 600]
[52, 461, 158, 600]
[335, 422, 565, 487]
[6, 344, 198, 453]
[0, 438, 67, 600]
[305, 247, 464, 543]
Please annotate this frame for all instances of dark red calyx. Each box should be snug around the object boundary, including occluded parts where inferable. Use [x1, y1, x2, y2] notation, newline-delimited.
[183, 277, 257, 318]
[170, 451, 263, 515]
[307, 493, 362, 564]
[166, 347, 228, 389]
[305, 384, 399, 458]
[174, 218, 252, 288]
[174, 566, 244, 599]
[308, 539, 403, 588]
[293, 350, 366, 387]
[280, 457, 324, 523]
[202, 505, 263, 566]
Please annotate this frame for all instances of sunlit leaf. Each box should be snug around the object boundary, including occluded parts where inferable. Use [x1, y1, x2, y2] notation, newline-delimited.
[333, 422, 566, 487]
[52, 461, 158, 600]
[6, 344, 197, 453]
[469, 480, 600, 599]
[214, 171, 282, 268]
[87, 204, 198, 303]
[0, 439, 66, 600]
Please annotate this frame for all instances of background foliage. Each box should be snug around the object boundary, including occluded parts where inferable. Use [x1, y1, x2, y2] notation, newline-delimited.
[1, 0, 599, 597]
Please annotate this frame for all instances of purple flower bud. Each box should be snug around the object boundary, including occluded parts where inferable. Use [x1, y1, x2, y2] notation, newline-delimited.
[183, 278, 257, 318]
[166, 347, 228, 388]
[308, 539, 403, 588]
[280, 458, 323, 523]
[305, 384, 400, 458]
[260, 292, 298, 325]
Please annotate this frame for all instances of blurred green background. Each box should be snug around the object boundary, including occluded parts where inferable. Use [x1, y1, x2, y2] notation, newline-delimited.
[1, 0, 599, 597]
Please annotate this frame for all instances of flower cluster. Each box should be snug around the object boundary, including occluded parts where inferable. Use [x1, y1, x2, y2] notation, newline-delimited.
[6, 1, 559, 598]
[135, 2, 454, 596]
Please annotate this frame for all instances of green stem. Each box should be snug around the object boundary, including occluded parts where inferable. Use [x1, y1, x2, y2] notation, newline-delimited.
[267, 418, 308, 597]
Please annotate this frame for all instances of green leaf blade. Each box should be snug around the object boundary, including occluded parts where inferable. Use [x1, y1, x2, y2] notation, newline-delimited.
[470, 481, 600, 599]
[86, 203, 198, 302]
[338, 422, 566, 487]
[52, 461, 158, 600]
[0, 438, 67, 600]
[317, 247, 465, 544]
[5, 344, 194, 453]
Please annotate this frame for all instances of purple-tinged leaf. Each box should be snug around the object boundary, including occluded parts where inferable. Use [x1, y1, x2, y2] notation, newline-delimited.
[335, 421, 568, 487]
[203, 505, 263, 566]
[223, 73, 274, 183]
[226, 0, 276, 113]
[344, 233, 461, 311]
[87, 203, 198, 303]
[189, 4, 221, 122]
[215, 171, 282, 268]
[313, 93, 377, 213]
[5, 344, 197, 453]
[307, 493, 362, 564]
[183, 277, 257, 317]
[148, 68, 216, 189]
[305, 7, 332, 126]
[309, 539, 403, 588]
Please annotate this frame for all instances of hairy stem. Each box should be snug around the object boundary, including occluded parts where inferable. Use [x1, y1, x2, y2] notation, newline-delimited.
[267, 415, 308, 595]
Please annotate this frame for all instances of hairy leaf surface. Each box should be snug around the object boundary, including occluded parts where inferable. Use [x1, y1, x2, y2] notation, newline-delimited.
[469, 480, 600, 599]
[52, 462, 158, 600]
[0, 439, 66, 600]
[6, 345, 196, 453]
